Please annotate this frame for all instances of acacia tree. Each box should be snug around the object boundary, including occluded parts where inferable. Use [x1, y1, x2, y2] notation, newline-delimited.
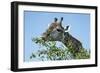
[30, 37, 90, 61]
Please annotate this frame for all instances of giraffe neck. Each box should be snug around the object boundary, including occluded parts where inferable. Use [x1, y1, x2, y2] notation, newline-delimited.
[61, 32, 83, 58]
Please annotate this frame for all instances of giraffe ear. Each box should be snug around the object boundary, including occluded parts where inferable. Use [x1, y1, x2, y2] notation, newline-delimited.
[65, 25, 70, 32]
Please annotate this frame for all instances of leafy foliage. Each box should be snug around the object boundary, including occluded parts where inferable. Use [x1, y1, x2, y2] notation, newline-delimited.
[30, 37, 90, 61]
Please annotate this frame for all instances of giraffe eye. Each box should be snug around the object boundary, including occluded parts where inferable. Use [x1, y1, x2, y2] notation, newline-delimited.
[47, 33, 50, 36]
[57, 29, 62, 32]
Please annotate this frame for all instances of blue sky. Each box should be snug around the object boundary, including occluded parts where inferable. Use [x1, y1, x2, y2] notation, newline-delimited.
[24, 11, 90, 62]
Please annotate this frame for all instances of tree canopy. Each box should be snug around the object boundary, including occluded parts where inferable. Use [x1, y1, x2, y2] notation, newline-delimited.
[30, 37, 90, 61]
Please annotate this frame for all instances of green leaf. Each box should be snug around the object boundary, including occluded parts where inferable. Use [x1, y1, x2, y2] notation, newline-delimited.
[31, 37, 90, 60]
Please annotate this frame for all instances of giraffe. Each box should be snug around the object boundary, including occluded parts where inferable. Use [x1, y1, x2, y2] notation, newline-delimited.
[41, 17, 83, 57]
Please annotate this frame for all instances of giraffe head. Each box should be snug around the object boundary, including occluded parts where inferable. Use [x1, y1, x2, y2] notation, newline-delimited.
[41, 17, 83, 56]
[41, 17, 69, 41]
